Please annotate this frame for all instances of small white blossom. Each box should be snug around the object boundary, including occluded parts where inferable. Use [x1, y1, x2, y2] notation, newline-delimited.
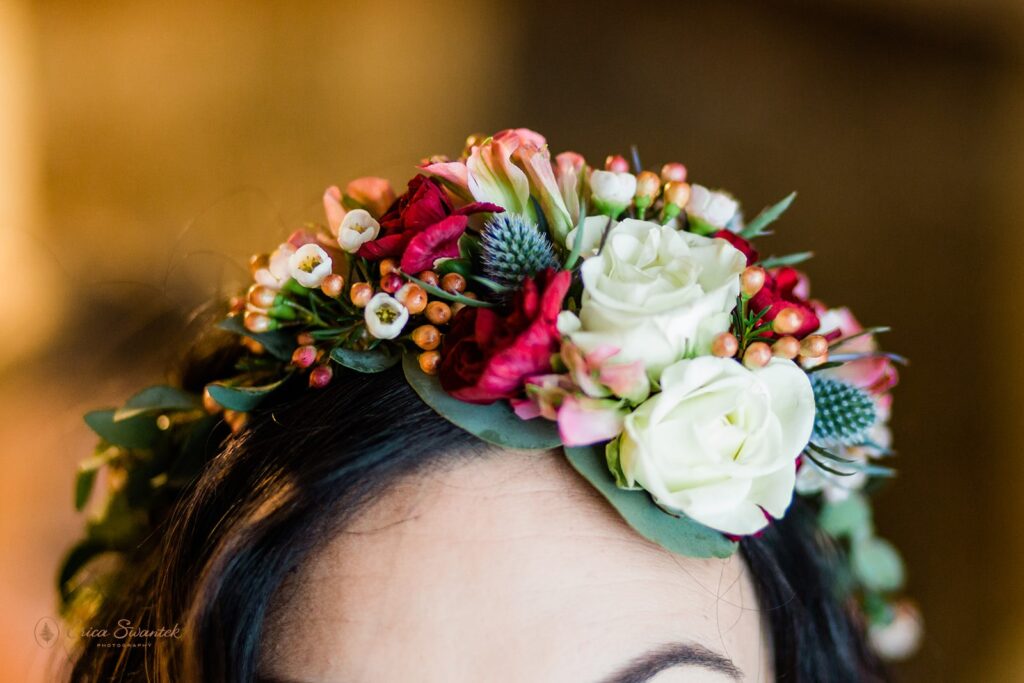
[589, 170, 636, 216]
[338, 209, 381, 254]
[364, 293, 409, 340]
[255, 242, 297, 289]
[288, 243, 333, 288]
[687, 184, 739, 229]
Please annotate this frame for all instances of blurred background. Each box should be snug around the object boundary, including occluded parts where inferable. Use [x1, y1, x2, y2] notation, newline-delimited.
[1, 0, 1022, 680]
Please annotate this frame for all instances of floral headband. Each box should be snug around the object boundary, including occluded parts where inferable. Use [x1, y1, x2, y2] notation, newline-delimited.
[62, 128, 918, 659]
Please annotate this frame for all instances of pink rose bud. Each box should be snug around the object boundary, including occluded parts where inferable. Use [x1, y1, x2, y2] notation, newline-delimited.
[604, 154, 630, 173]
[292, 345, 318, 369]
[660, 162, 688, 184]
[309, 364, 334, 389]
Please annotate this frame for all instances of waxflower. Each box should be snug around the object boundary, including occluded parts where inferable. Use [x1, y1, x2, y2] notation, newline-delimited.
[614, 356, 815, 535]
[687, 184, 739, 233]
[589, 170, 636, 217]
[254, 242, 296, 291]
[338, 209, 381, 254]
[364, 293, 409, 340]
[288, 243, 333, 288]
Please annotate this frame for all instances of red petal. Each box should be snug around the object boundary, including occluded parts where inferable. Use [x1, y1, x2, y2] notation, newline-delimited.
[400, 215, 469, 273]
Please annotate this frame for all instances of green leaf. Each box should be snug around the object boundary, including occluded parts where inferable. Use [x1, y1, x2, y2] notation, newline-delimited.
[331, 345, 401, 374]
[401, 354, 561, 450]
[758, 251, 814, 269]
[206, 374, 291, 412]
[113, 385, 199, 421]
[563, 444, 738, 559]
[851, 536, 905, 592]
[57, 539, 109, 605]
[563, 200, 588, 270]
[740, 192, 797, 239]
[84, 410, 161, 449]
[819, 494, 873, 539]
[217, 315, 296, 360]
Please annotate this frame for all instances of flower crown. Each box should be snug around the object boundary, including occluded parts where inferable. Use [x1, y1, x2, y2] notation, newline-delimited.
[62, 128, 918, 658]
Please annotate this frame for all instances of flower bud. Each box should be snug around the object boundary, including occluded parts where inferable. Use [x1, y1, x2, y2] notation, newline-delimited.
[350, 282, 373, 307]
[633, 171, 661, 218]
[740, 266, 766, 298]
[743, 341, 772, 369]
[441, 272, 467, 294]
[799, 334, 829, 359]
[380, 258, 398, 277]
[772, 307, 805, 335]
[426, 300, 452, 325]
[248, 284, 279, 310]
[412, 324, 441, 351]
[296, 332, 315, 346]
[380, 272, 403, 294]
[321, 273, 345, 299]
[243, 311, 276, 333]
[418, 350, 441, 375]
[604, 154, 630, 173]
[309, 364, 333, 389]
[660, 181, 692, 223]
[364, 293, 409, 340]
[249, 253, 270, 275]
[660, 162, 687, 184]
[417, 270, 440, 287]
[396, 283, 428, 315]
[590, 170, 637, 217]
[772, 335, 800, 359]
[291, 344, 317, 369]
[711, 332, 739, 358]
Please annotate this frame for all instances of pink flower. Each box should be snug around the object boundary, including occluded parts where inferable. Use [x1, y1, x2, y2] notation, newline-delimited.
[346, 177, 395, 217]
[557, 395, 627, 447]
[817, 306, 899, 395]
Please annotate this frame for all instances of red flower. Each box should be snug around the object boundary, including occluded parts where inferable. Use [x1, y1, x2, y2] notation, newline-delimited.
[713, 229, 759, 265]
[358, 175, 500, 273]
[439, 269, 572, 404]
[750, 267, 819, 339]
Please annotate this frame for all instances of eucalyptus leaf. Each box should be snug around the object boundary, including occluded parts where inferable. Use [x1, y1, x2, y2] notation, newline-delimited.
[563, 200, 588, 270]
[851, 536, 905, 592]
[404, 274, 493, 308]
[57, 539, 109, 605]
[331, 345, 401, 373]
[740, 192, 797, 239]
[74, 468, 98, 512]
[819, 494, 873, 540]
[758, 251, 814, 269]
[401, 354, 561, 450]
[206, 374, 291, 412]
[114, 385, 199, 421]
[84, 410, 162, 450]
[217, 315, 296, 360]
[564, 445, 737, 559]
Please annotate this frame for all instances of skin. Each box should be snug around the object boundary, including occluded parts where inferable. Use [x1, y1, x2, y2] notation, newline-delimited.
[259, 450, 773, 683]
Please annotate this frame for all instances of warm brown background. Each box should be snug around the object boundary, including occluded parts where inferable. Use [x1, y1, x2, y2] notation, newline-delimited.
[2, 1, 1022, 680]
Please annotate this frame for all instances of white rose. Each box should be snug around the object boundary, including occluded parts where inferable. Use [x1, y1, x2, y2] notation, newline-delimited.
[590, 170, 636, 215]
[338, 209, 381, 254]
[559, 219, 745, 378]
[687, 184, 739, 230]
[617, 357, 815, 535]
[288, 243, 333, 288]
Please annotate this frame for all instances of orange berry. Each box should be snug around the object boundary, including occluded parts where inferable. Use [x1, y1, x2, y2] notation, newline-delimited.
[772, 335, 801, 359]
[247, 284, 277, 309]
[350, 282, 373, 308]
[418, 350, 441, 375]
[772, 307, 805, 335]
[412, 324, 441, 351]
[397, 284, 428, 315]
[800, 335, 829, 359]
[743, 341, 772, 369]
[380, 272, 403, 294]
[249, 253, 269, 275]
[426, 301, 452, 325]
[740, 266, 766, 298]
[243, 311, 274, 333]
[664, 181, 691, 208]
[441, 273, 467, 294]
[417, 270, 440, 287]
[380, 258, 398, 276]
[711, 332, 739, 358]
[321, 273, 345, 298]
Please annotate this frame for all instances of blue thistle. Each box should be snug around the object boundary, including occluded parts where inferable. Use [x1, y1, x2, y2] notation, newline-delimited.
[480, 214, 559, 288]
[810, 375, 878, 447]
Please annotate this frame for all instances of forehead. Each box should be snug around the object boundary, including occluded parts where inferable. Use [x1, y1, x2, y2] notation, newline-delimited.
[260, 452, 770, 682]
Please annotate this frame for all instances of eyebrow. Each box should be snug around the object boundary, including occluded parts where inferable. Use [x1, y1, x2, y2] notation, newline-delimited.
[600, 642, 743, 683]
